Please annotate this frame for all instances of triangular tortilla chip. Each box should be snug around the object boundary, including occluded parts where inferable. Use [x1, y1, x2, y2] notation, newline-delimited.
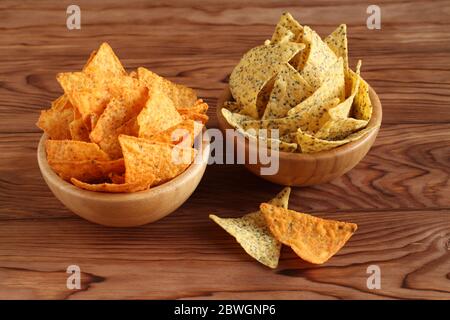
[48, 158, 124, 182]
[36, 95, 74, 140]
[229, 42, 305, 118]
[297, 26, 338, 89]
[262, 64, 313, 119]
[146, 119, 202, 147]
[270, 12, 303, 44]
[352, 77, 373, 121]
[209, 187, 291, 268]
[325, 24, 348, 71]
[137, 67, 197, 109]
[89, 80, 148, 159]
[315, 117, 368, 140]
[71, 177, 153, 193]
[82, 42, 126, 78]
[260, 203, 357, 264]
[45, 140, 110, 161]
[137, 87, 183, 138]
[288, 58, 345, 116]
[119, 135, 195, 186]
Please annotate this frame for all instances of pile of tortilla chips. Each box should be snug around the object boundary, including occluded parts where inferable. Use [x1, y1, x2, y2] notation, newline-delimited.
[37, 43, 208, 193]
[223, 12, 377, 153]
[210, 187, 357, 268]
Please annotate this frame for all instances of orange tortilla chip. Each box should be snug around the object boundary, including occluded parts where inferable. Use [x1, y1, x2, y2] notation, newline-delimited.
[71, 177, 153, 193]
[48, 158, 125, 182]
[177, 99, 208, 114]
[90, 83, 148, 159]
[119, 135, 195, 186]
[137, 67, 197, 109]
[36, 95, 73, 140]
[46, 140, 110, 161]
[82, 42, 126, 78]
[179, 110, 209, 124]
[260, 203, 357, 264]
[137, 88, 182, 138]
[146, 119, 202, 147]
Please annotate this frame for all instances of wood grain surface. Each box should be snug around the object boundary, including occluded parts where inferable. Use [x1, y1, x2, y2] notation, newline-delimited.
[0, 0, 449, 299]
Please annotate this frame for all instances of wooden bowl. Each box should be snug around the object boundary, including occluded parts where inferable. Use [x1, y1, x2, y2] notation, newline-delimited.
[216, 86, 382, 186]
[37, 133, 210, 227]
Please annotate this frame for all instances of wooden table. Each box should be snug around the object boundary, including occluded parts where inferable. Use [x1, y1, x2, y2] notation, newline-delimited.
[0, 0, 449, 300]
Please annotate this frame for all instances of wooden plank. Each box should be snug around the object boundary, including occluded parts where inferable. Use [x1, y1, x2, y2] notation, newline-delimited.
[1, 123, 449, 220]
[0, 0, 449, 300]
[0, 209, 448, 299]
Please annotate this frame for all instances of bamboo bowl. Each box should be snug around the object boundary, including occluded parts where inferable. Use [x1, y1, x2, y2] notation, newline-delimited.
[37, 133, 210, 227]
[216, 86, 382, 186]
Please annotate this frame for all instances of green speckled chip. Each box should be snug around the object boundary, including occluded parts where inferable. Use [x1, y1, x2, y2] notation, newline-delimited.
[209, 187, 291, 268]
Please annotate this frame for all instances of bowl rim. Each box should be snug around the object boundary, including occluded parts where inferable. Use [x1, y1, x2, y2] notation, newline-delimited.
[216, 84, 382, 160]
[37, 131, 211, 201]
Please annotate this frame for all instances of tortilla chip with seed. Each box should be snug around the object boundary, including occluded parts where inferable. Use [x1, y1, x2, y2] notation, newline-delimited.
[221, 108, 255, 129]
[288, 58, 345, 116]
[296, 129, 348, 153]
[71, 177, 153, 193]
[240, 114, 307, 138]
[315, 118, 368, 140]
[229, 42, 305, 118]
[36, 95, 73, 140]
[271, 12, 303, 44]
[326, 60, 362, 121]
[137, 88, 183, 139]
[260, 203, 357, 264]
[119, 135, 196, 186]
[262, 64, 313, 119]
[243, 129, 298, 152]
[48, 158, 125, 182]
[293, 98, 340, 134]
[297, 26, 338, 90]
[352, 77, 373, 121]
[46, 140, 110, 161]
[137, 67, 197, 109]
[325, 24, 348, 71]
[209, 187, 291, 269]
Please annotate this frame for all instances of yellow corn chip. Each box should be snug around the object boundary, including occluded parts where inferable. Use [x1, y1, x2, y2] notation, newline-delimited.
[45, 140, 110, 161]
[297, 26, 338, 90]
[352, 77, 373, 121]
[177, 99, 208, 114]
[262, 64, 313, 119]
[326, 60, 362, 121]
[137, 67, 197, 109]
[288, 58, 345, 116]
[119, 135, 195, 186]
[71, 177, 153, 193]
[271, 12, 303, 44]
[210, 187, 291, 268]
[229, 42, 305, 118]
[260, 203, 357, 264]
[48, 158, 125, 182]
[315, 118, 368, 140]
[137, 88, 182, 138]
[36, 95, 73, 140]
[325, 24, 348, 71]
[296, 129, 347, 153]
